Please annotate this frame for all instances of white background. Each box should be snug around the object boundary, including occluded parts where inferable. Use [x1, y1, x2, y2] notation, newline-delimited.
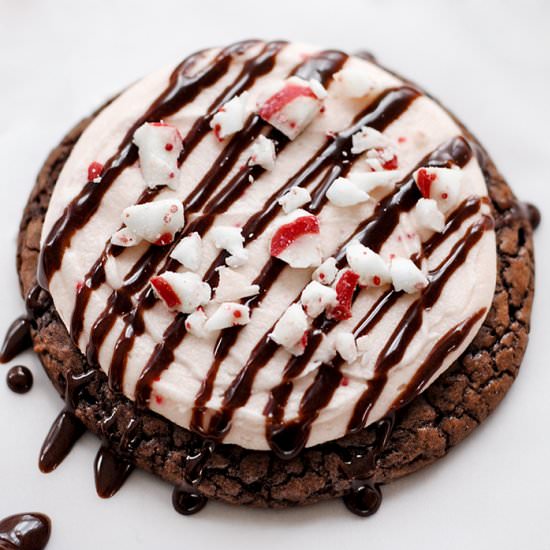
[0, 0, 549, 548]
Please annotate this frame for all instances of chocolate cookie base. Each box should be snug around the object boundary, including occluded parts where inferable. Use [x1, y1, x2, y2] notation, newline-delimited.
[16, 102, 535, 508]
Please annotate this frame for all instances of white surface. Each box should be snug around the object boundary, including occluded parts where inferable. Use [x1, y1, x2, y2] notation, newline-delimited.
[0, 0, 548, 548]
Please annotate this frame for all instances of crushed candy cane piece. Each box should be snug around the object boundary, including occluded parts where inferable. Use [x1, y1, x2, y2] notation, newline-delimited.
[205, 302, 250, 331]
[351, 126, 392, 155]
[333, 67, 374, 98]
[258, 76, 323, 140]
[249, 135, 276, 170]
[413, 167, 462, 212]
[277, 187, 311, 213]
[349, 170, 402, 194]
[326, 176, 370, 207]
[210, 92, 250, 140]
[335, 332, 358, 363]
[170, 232, 202, 271]
[120, 199, 184, 245]
[211, 225, 249, 268]
[414, 198, 445, 233]
[150, 271, 211, 313]
[300, 281, 337, 318]
[312, 257, 339, 285]
[185, 308, 208, 338]
[327, 269, 360, 320]
[111, 227, 141, 248]
[270, 209, 322, 268]
[133, 122, 182, 190]
[390, 257, 428, 294]
[345, 241, 391, 286]
[269, 303, 309, 352]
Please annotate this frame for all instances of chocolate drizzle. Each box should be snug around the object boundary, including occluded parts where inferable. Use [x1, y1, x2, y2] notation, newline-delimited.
[38, 370, 95, 473]
[6, 365, 33, 394]
[171, 439, 215, 515]
[0, 513, 50, 550]
[0, 317, 32, 364]
[524, 202, 541, 230]
[94, 445, 134, 499]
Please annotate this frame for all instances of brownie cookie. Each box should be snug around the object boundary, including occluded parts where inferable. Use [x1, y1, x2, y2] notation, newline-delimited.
[15, 41, 535, 511]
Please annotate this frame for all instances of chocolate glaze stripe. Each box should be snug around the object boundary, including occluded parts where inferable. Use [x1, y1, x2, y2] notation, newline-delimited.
[38, 40, 263, 290]
[389, 307, 487, 413]
[187, 87, 419, 434]
[72, 41, 286, 350]
[126, 52, 349, 405]
[348, 214, 494, 433]
[198, 136, 472, 447]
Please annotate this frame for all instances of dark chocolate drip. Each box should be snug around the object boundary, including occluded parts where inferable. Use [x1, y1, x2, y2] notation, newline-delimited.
[130, 51, 349, 409]
[0, 513, 51, 550]
[339, 415, 394, 517]
[171, 440, 215, 515]
[6, 366, 33, 394]
[38, 409, 86, 473]
[94, 445, 134, 499]
[0, 317, 32, 364]
[348, 214, 494, 432]
[38, 40, 262, 290]
[389, 308, 487, 412]
[524, 202, 541, 230]
[38, 370, 96, 473]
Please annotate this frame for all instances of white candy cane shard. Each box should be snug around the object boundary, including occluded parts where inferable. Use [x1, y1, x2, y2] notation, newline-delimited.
[150, 271, 211, 313]
[111, 227, 141, 247]
[345, 241, 391, 287]
[390, 257, 428, 294]
[248, 135, 276, 171]
[335, 332, 358, 363]
[350, 170, 402, 194]
[309, 78, 328, 99]
[121, 199, 184, 245]
[258, 76, 324, 140]
[214, 267, 260, 302]
[312, 257, 339, 285]
[269, 303, 309, 352]
[205, 302, 250, 331]
[413, 167, 462, 213]
[170, 232, 202, 271]
[351, 126, 392, 155]
[326, 177, 370, 207]
[414, 198, 445, 233]
[300, 281, 337, 318]
[333, 67, 374, 98]
[211, 226, 249, 268]
[185, 308, 208, 338]
[269, 209, 322, 268]
[277, 187, 312, 213]
[133, 122, 182, 190]
[210, 92, 250, 140]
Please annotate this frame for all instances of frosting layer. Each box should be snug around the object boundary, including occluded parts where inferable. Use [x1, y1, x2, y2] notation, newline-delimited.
[40, 41, 496, 453]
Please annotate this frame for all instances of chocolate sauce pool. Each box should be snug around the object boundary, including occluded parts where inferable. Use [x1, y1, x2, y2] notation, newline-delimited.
[0, 513, 50, 550]
[6, 366, 33, 394]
